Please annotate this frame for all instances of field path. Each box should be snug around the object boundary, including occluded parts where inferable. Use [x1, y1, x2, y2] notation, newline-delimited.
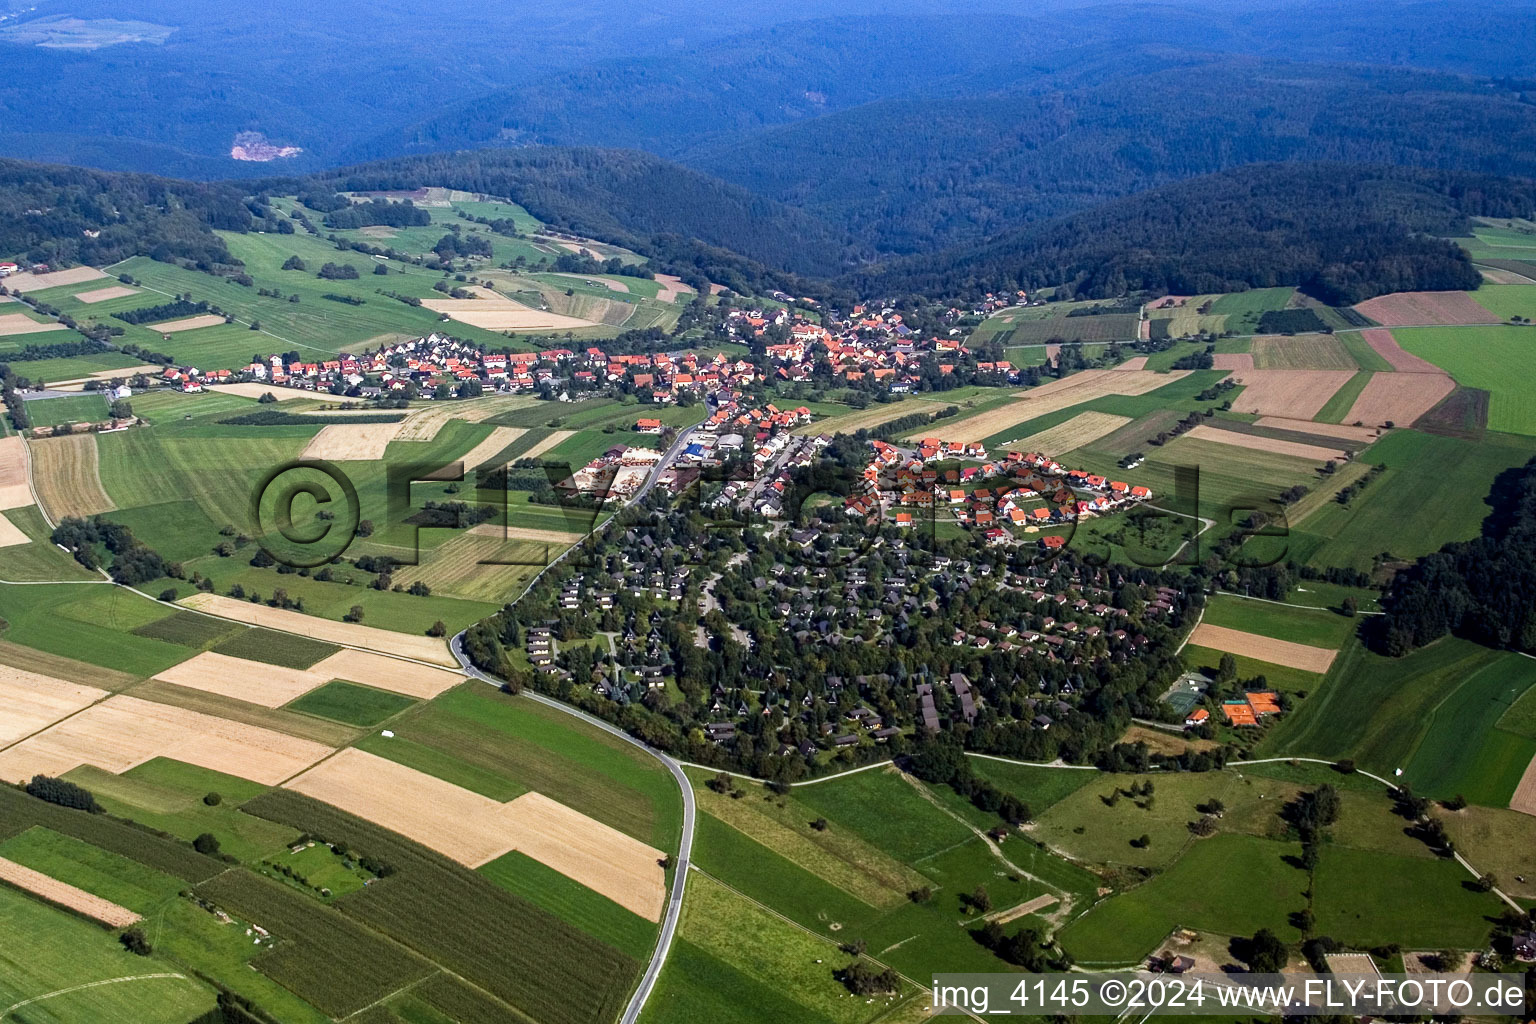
[1, 974, 191, 1019]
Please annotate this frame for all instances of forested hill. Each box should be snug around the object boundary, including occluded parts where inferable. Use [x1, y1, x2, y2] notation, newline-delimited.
[1371, 457, 1536, 656]
[843, 164, 1536, 304]
[281, 149, 853, 279]
[0, 159, 262, 268]
[684, 53, 1536, 255]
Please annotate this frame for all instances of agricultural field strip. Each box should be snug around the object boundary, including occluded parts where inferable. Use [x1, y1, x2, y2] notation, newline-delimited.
[1186, 622, 1338, 673]
[0, 855, 141, 926]
[28, 433, 116, 520]
[1345, 373, 1456, 428]
[0, 694, 333, 786]
[937, 369, 1191, 444]
[0, 667, 110, 746]
[1013, 411, 1132, 457]
[1229, 369, 1357, 419]
[284, 748, 665, 919]
[178, 593, 458, 665]
[2, 267, 109, 293]
[0, 436, 36, 510]
[1183, 423, 1347, 462]
[150, 649, 462, 708]
[0, 511, 28, 547]
[0, 313, 67, 335]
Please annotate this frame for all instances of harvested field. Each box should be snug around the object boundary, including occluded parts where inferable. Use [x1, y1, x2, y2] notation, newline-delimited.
[793, 403, 921, 436]
[0, 666, 108, 746]
[1228, 370, 1356, 419]
[393, 395, 536, 443]
[468, 521, 586, 545]
[0, 856, 140, 927]
[1117, 356, 1148, 370]
[0, 641, 136, 691]
[1480, 266, 1534, 285]
[943, 369, 1189, 444]
[1212, 353, 1254, 371]
[498, 791, 666, 922]
[1360, 329, 1441, 373]
[311, 649, 462, 700]
[0, 314, 67, 336]
[1344, 372, 1455, 428]
[1252, 417, 1380, 443]
[0, 694, 332, 785]
[1354, 291, 1501, 327]
[1251, 334, 1358, 371]
[28, 433, 115, 518]
[438, 426, 525, 474]
[1013, 411, 1132, 456]
[205, 382, 306, 401]
[1186, 623, 1337, 673]
[0, 436, 30, 510]
[0, 511, 26, 548]
[152, 651, 327, 708]
[652, 274, 696, 304]
[301, 421, 406, 461]
[179, 593, 457, 666]
[520, 429, 574, 459]
[1511, 754, 1536, 817]
[73, 285, 140, 304]
[392, 533, 552, 603]
[420, 297, 595, 331]
[1184, 424, 1348, 463]
[149, 313, 227, 333]
[284, 749, 665, 919]
[3, 266, 107, 293]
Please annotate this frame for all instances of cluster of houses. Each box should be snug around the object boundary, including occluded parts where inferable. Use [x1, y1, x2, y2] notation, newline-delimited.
[158, 332, 774, 401]
[727, 304, 1030, 393]
[847, 439, 1154, 544]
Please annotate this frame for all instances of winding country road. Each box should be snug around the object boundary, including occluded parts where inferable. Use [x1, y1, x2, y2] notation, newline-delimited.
[451, 634, 695, 1024]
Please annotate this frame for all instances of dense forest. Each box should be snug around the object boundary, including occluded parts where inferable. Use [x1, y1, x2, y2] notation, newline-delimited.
[0, 159, 259, 268]
[846, 164, 1536, 303]
[1372, 458, 1536, 655]
[685, 54, 1536, 254]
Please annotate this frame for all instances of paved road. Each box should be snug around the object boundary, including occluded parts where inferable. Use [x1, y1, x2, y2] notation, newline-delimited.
[450, 634, 695, 1024]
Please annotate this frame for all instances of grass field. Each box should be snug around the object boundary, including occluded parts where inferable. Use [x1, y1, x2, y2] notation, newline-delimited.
[1258, 636, 1536, 802]
[1311, 846, 1502, 949]
[1058, 834, 1306, 963]
[1200, 594, 1358, 648]
[1469, 284, 1536, 321]
[1181, 645, 1322, 694]
[0, 885, 215, 1024]
[23, 393, 110, 428]
[0, 825, 184, 915]
[287, 680, 417, 726]
[1297, 429, 1536, 571]
[1394, 325, 1536, 434]
[642, 871, 920, 1024]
